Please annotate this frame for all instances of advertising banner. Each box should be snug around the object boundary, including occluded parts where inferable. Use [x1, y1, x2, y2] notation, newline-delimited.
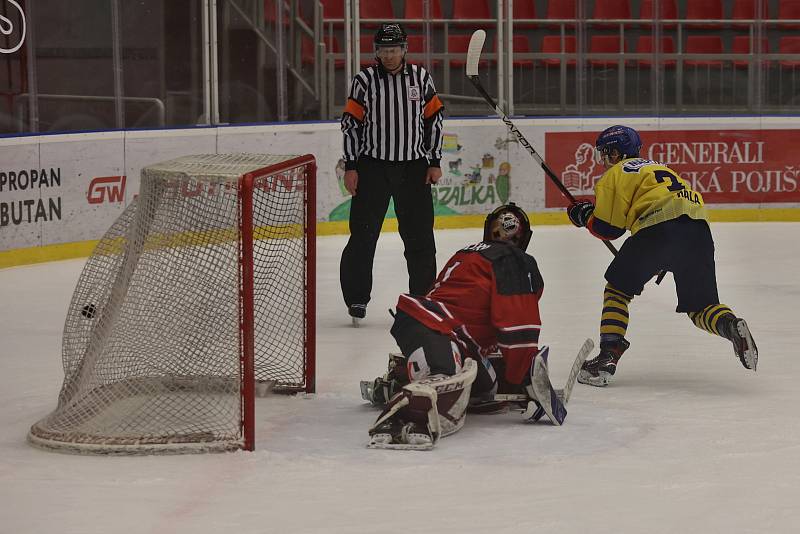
[2, 120, 800, 257]
[544, 128, 800, 207]
[0, 141, 42, 250]
[39, 133, 125, 246]
[325, 122, 536, 222]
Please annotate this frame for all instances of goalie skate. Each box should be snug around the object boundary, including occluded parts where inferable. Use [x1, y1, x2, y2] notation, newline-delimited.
[368, 418, 435, 451]
[367, 359, 477, 451]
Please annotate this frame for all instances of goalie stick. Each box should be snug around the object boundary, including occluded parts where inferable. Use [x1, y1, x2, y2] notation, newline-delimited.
[496, 338, 593, 423]
[363, 340, 593, 413]
[465, 30, 666, 285]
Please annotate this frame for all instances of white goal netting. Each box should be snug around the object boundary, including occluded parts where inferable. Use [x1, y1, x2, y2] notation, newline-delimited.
[28, 153, 315, 454]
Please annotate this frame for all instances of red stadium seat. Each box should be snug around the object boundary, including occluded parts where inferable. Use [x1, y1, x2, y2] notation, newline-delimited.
[685, 0, 724, 30]
[493, 35, 534, 68]
[588, 35, 627, 68]
[263, 0, 290, 26]
[685, 35, 724, 68]
[778, 0, 800, 29]
[591, 0, 631, 29]
[359, 35, 378, 66]
[313, 35, 344, 69]
[638, 0, 678, 28]
[545, 0, 576, 28]
[683, 35, 724, 105]
[778, 36, 800, 68]
[402, 0, 444, 30]
[320, 0, 344, 20]
[403, 0, 443, 20]
[541, 35, 576, 67]
[452, 0, 491, 27]
[732, 36, 770, 68]
[360, 0, 394, 27]
[777, 35, 800, 104]
[635, 36, 676, 69]
[448, 34, 488, 68]
[303, 35, 346, 69]
[732, 0, 757, 29]
[301, 35, 315, 65]
[513, 0, 538, 29]
[406, 35, 442, 67]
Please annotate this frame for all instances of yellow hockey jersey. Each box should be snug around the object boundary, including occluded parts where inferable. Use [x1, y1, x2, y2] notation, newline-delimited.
[587, 158, 709, 240]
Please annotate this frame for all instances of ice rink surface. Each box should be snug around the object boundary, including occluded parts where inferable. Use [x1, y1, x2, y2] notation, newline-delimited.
[1, 223, 799, 534]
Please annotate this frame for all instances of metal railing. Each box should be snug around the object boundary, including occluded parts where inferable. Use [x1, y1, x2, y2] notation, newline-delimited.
[318, 2, 800, 119]
[13, 93, 166, 131]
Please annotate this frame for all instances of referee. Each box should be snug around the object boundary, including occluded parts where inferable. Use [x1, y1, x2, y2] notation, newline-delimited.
[340, 22, 444, 324]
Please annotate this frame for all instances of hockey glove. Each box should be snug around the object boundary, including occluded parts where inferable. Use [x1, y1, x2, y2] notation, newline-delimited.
[567, 201, 594, 228]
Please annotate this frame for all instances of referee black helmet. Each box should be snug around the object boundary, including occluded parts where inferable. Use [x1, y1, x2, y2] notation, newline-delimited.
[374, 23, 407, 48]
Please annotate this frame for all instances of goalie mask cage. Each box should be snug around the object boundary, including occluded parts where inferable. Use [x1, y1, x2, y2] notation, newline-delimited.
[28, 153, 316, 455]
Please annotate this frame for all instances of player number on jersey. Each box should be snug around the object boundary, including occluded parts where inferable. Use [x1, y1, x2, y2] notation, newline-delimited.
[653, 170, 686, 192]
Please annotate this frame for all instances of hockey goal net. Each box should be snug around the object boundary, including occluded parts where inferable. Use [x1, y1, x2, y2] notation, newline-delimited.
[28, 153, 316, 454]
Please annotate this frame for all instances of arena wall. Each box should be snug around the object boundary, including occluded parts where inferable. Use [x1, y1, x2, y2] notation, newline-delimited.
[2, 117, 798, 268]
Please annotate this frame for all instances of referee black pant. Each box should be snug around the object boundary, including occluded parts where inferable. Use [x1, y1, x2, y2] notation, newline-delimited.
[340, 156, 437, 308]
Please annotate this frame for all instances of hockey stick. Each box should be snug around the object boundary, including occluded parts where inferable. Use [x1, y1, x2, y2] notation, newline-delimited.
[465, 30, 617, 259]
[466, 31, 666, 285]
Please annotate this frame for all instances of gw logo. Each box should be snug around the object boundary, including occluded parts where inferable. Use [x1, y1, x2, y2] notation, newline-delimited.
[87, 176, 127, 204]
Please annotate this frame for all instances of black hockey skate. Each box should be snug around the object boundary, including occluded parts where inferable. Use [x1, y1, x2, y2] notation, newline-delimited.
[720, 316, 758, 371]
[369, 419, 433, 449]
[577, 337, 630, 387]
[349, 304, 367, 327]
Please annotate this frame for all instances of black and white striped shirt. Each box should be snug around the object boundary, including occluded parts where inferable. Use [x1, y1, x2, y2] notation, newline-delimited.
[342, 62, 444, 170]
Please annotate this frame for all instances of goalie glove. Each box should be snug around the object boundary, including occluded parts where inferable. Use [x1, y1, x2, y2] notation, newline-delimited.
[567, 200, 594, 228]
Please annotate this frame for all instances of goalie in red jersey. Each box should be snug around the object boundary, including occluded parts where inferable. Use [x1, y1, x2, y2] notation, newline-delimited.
[363, 203, 554, 450]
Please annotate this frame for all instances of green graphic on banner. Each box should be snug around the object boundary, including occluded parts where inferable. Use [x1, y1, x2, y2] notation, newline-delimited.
[329, 131, 516, 221]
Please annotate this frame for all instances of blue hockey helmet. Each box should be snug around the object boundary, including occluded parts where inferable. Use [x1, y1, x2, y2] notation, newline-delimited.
[483, 202, 532, 251]
[595, 125, 642, 160]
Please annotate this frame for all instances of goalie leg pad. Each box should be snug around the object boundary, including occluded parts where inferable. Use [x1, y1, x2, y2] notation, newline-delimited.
[526, 346, 568, 426]
[368, 359, 478, 450]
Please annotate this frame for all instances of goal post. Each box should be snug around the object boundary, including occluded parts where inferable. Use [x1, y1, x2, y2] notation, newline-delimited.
[28, 153, 316, 454]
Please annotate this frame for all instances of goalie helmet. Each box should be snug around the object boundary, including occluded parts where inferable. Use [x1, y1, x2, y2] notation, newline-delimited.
[595, 125, 642, 160]
[483, 203, 532, 251]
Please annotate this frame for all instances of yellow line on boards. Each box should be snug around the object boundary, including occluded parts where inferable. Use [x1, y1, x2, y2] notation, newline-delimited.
[2, 208, 799, 269]
[0, 240, 99, 269]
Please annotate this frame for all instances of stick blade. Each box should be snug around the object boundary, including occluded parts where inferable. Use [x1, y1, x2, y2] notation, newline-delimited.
[466, 30, 486, 77]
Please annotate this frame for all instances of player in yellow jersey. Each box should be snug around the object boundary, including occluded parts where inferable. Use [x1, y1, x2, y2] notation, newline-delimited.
[565, 125, 758, 386]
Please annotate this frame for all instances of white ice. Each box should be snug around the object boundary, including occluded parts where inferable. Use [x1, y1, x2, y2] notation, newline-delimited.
[2, 223, 799, 534]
